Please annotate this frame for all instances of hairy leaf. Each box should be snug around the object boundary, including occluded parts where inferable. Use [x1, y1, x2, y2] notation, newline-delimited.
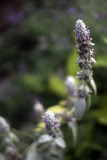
[75, 98, 86, 119]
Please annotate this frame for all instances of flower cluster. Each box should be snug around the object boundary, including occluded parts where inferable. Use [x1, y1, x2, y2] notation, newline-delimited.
[74, 19, 96, 82]
[5, 144, 22, 160]
[73, 19, 96, 119]
[42, 110, 60, 138]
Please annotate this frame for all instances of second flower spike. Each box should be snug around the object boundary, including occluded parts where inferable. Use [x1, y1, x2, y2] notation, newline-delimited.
[42, 110, 60, 138]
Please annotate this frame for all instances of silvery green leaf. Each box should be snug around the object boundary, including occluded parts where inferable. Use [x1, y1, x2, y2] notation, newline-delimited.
[90, 78, 97, 94]
[44, 149, 59, 160]
[26, 150, 42, 160]
[54, 137, 66, 149]
[75, 98, 85, 119]
[0, 154, 7, 160]
[38, 134, 52, 144]
[86, 96, 92, 109]
[68, 122, 77, 147]
[8, 132, 19, 143]
[43, 144, 64, 160]
[2, 132, 19, 145]
[37, 142, 51, 152]
[37, 134, 52, 152]
[26, 143, 42, 160]
[3, 136, 12, 145]
[91, 57, 96, 64]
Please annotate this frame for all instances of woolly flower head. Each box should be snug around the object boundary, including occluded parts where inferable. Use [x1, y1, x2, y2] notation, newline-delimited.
[75, 19, 90, 41]
[43, 110, 55, 124]
[42, 110, 60, 137]
[0, 116, 10, 134]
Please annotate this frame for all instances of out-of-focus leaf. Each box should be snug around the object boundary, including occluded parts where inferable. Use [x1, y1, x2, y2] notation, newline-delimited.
[35, 122, 45, 133]
[0, 154, 7, 160]
[37, 135, 52, 152]
[91, 108, 107, 125]
[38, 134, 52, 144]
[21, 74, 45, 92]
[47, 105, 67, 114]
[66, 48, 80, 77]
[37, 142, 51, 153]
[75, 142, 103, 157]
[48, 75, 66, 97]
[68, 121, 77, 147]
[54, 137, 66, 149]
[59, 100, 67, 106]
[26, 143, 42, 160]
[95, 55, 107, 67]
[91, 95, 107, 125]
[102, 36, 107, 44]
[43, 143, 64, 160]
[86, 96, 92, 109]
[3, 136, 12, 145]
[75, 98, 86, 120]
[90, 78, 97, 94]
[9, 132, 19, 143]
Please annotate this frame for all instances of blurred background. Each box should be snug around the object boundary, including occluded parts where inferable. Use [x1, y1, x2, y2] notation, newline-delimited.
[0, 0, 107, 159]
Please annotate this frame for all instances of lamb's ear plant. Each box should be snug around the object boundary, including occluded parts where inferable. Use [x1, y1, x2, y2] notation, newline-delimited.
[74, 19, 96, 119]
[26, 111, 66, 160]
[31, 19, 97, 159]
[0, 116, 22, 160]
[0, 19, 97, 160]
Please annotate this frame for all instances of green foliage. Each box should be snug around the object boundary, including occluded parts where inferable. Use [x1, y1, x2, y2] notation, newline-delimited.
[102, 36, 107, 44]
[21, 74, 45, 92]
[95, 55, 107, 67]
[66, 48, 80, 77]
[48, 75, 66, 97]
[91, 95, 107, 125]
